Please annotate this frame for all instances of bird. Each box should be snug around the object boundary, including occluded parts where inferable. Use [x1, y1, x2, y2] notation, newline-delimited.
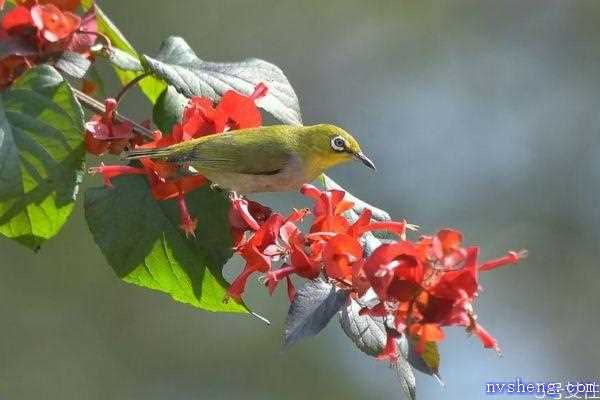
[124, 124, 376, 194]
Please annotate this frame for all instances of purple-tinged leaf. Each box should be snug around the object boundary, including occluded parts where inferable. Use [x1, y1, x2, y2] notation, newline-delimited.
[284, 279, 348, 349]
[67, 5, 97, 53]
[0, 36, 37, 60]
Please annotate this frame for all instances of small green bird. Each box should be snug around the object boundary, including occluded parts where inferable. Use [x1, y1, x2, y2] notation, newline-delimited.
[124, 124, 375, 194]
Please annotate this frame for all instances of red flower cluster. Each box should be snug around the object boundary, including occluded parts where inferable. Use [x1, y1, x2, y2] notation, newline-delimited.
[89, 84, 268, 237]
[0, 0, 96, 88]
[227, 184, 526, 360]
[84, 97, 136, 155]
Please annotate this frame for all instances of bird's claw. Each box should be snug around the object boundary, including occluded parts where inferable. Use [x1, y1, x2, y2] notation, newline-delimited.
[228, 191, 243, 201]
[210, 183, 223, 192]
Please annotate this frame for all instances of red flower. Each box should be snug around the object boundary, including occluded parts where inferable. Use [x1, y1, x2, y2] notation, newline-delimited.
[1, 6, 33, 33]
[229, 198, 272, 246]
[363, 241, 423, 302]
[471, 323, 501, 354]
[17, 0, 81, 12]
[323, 234, 362, 282]
[479, 249, 527, 272]
[426, 246, 480, 301]
[30, 3, 81, 43]
[227, 213, 284, 301]
[84, 98, 134, 156]
[66, 5, 96, 54]
[217, 89, 263, 130]
[176, 191, 197, 238]
[301, 184, 353, 234]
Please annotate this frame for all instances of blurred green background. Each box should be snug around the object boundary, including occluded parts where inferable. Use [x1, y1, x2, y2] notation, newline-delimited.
[2, 1, 599, 399]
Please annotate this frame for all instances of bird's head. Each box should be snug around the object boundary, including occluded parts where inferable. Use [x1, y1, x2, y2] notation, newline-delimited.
[298, 124, 376, 177]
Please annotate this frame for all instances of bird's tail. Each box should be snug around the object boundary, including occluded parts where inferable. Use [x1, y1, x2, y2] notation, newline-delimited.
[123, 146, 175, 160]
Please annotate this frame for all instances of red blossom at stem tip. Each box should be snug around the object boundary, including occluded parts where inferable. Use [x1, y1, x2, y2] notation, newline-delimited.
[177, 192, 198, 238]
[225, 184, 527, 361]
[84, 98, 135, 156]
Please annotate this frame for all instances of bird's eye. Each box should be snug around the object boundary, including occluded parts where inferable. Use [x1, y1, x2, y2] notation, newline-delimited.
[331, 136, 346, 152]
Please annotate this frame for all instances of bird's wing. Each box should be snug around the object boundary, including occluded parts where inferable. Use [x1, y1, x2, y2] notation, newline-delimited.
[168, 126, 295, 175]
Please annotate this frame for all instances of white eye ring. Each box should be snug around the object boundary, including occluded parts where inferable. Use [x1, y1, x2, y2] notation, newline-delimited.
[331, 136, 346, 152]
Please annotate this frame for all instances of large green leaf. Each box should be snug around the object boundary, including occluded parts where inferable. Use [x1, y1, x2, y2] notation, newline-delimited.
[143, 36, 303, 125]
[0, 65, 85, 250]
[82, 2, 165, 103]
[84, 174, 247, 313]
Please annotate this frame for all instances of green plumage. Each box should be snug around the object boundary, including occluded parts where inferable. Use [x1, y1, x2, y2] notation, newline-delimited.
[164, 125, 297, 175]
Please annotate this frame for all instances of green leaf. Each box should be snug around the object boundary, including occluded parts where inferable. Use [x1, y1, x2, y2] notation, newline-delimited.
[84, 174, 247, 313]
[153, 85, 188, 133]
[55, 51, 92, 79]
[84, 3, 165, 103]
[0, 65, 85, 250]
[143, 36, 303, 125]
[104, 47, 144, 72]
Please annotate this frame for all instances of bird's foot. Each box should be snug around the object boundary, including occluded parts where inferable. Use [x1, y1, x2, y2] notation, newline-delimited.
[178, 163, 200, 176]
[227, 191, 244, 201]
[209, 182, 223, 192]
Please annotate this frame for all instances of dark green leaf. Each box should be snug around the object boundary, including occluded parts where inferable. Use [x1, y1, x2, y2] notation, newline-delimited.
[55, 51, 92, 79]
[143, 36, 303, 125]
[153, 85, 188, 133]
[0, 65, 85, 249]
[84, 175, 247, 313]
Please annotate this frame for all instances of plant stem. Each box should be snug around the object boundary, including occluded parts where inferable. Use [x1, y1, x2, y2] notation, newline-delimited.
[72, 87, 155, 139]
[115, 73, 150, 104]
[76, 30, 113, 51]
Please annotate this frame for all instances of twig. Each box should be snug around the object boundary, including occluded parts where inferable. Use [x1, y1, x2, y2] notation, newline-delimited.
[72, 87, 155, 139]
[76, 30, 113, 51]
[115, 72, 150, 104]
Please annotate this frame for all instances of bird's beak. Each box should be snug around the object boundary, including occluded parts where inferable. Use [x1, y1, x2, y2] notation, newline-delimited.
[353, 152, 376, 171]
